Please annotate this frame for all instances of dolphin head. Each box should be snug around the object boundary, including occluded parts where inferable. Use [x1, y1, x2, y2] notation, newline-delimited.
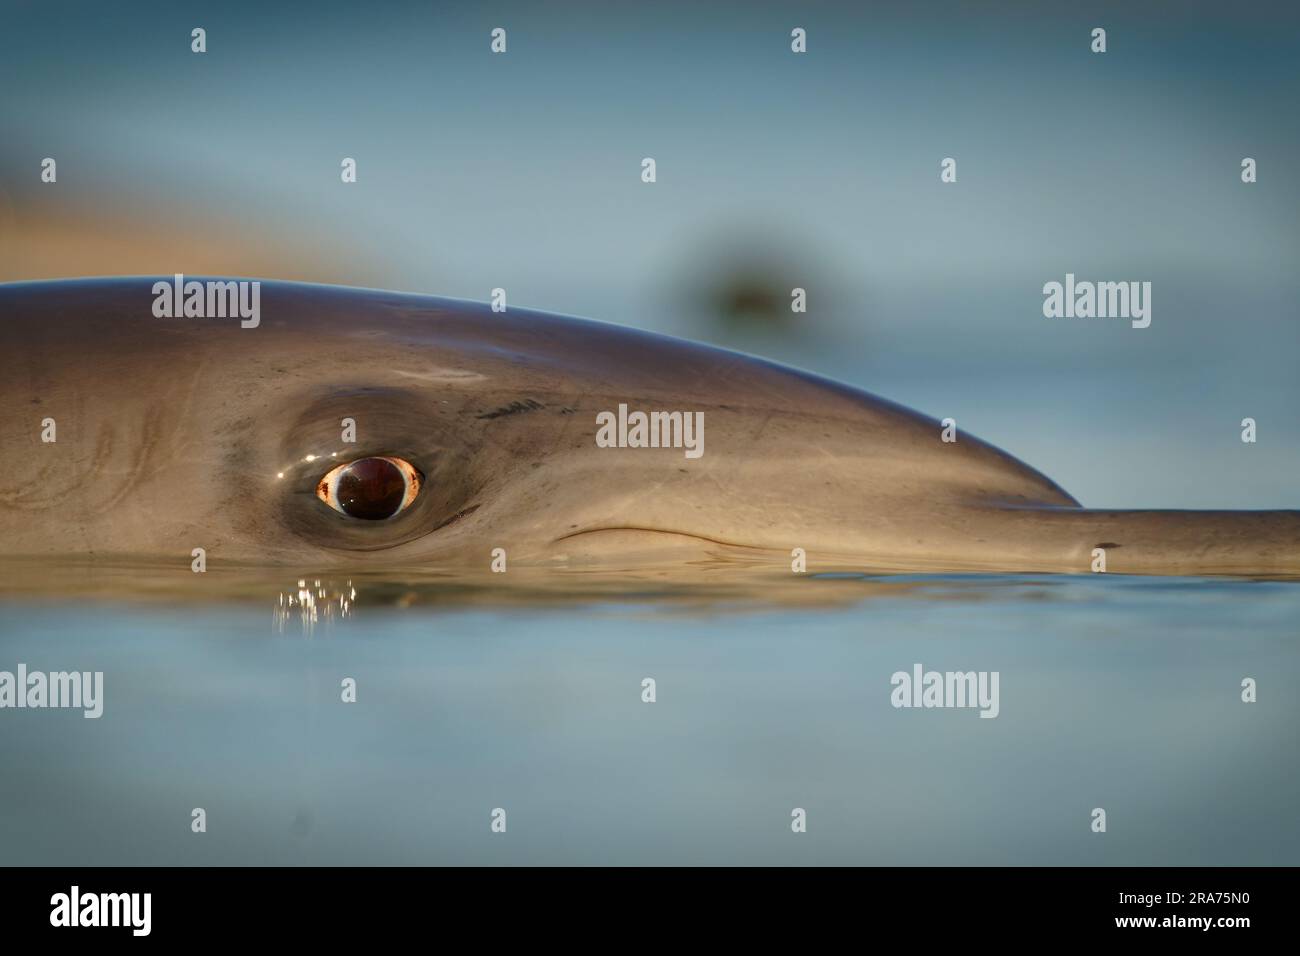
[0, 277, 1081, 575]
[4, 277, 1296, 580]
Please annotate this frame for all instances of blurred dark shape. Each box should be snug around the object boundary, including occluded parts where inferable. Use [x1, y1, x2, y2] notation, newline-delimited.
[710, 263, 794, 329]
[669, 226, 843, 344]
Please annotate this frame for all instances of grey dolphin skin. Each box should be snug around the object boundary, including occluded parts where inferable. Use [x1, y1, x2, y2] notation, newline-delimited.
[1, 277, 1297, 579]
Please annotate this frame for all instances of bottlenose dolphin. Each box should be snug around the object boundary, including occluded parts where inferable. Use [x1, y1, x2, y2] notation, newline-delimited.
[1, 277, 1296, 578]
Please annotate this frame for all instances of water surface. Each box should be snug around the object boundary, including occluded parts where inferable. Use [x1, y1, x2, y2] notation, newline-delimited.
[0, 571, 1296, 865]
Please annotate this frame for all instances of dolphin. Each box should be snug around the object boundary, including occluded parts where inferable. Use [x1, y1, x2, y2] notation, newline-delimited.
[0, 277, 1296, 580]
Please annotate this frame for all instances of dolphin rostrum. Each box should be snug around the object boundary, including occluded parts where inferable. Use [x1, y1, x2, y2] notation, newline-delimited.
[1, 277, 1296, 578]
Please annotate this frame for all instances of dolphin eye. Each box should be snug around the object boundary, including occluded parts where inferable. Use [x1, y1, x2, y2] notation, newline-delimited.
[316, 456, 423, 520]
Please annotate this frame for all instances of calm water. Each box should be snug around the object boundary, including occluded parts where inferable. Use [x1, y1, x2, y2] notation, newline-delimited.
[1, 572, 1297, 866]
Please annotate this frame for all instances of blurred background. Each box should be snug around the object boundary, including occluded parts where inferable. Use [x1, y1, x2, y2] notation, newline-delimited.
[3, 0, 1299, 871]
[2, 0, 1297, 508]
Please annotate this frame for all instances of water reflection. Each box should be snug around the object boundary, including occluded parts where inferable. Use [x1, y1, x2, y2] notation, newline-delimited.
[0, 557, 1091, 616]
[274, 578, 356, 635]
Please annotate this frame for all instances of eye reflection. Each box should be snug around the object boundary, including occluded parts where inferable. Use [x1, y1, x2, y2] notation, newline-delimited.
[316, 456, 423, 519]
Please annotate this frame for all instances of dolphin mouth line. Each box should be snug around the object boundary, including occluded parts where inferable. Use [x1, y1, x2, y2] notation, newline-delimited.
[553, 526, 754, 550]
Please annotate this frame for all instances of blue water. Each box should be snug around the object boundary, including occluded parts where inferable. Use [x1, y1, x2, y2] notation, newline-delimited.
[1, 573, 1296, 865]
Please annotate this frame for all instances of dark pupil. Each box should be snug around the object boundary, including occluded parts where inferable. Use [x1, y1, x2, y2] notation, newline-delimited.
[336, 458, 407, 520]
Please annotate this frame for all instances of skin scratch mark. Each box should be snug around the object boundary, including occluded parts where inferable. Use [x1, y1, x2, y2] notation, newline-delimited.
[0, 422, 112, 511]
[476, 399, 544, 420]
[98, 403, 165, 510]
[430, 503, 480, 532]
